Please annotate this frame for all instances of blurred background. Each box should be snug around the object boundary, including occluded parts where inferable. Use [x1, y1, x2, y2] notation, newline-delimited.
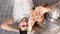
[0, 0, 60, 34]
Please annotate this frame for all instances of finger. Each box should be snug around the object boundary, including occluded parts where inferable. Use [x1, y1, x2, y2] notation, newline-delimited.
[28, 18, 35, 32]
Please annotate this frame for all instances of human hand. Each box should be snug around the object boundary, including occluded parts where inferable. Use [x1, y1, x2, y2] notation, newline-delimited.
[28, 8, 44, 32]
[28, 6, 51, 32]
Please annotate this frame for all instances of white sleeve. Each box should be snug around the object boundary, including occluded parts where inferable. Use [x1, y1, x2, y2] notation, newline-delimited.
[12, 0, 34, 22]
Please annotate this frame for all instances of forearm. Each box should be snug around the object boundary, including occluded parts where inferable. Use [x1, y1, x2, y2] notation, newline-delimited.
[1, 17, 19, 32]
[1, 23, 19, 32]
[47, 1, 60, 8]
[52, 1, 60, 7]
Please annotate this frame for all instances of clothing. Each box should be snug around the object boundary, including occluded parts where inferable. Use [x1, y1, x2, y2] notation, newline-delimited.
[12, 0, 34, 22]
[43, 7, 60, 34]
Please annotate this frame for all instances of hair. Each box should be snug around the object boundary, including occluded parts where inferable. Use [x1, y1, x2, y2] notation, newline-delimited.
[43, 3, 49, 7]
[18, 17, 28, 34]
[19, 29, 27, 34]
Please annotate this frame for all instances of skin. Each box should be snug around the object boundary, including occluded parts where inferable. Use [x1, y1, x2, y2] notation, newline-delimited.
[28, 1, 60, 32]
[18, 17, 28, 31]
[28, 6, 51, 32]
[1, 1, 60, 32]
[1, 17, 28, 32]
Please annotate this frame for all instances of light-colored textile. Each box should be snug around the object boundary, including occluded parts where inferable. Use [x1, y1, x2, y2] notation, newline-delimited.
[12, 0, 34, 22]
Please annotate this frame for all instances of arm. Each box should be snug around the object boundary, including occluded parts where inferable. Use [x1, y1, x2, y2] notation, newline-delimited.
[1, 17, 19, 32]
[51, 1, 60, 7]
[28, 1, 60, 32]
[46, 1, 60, 8]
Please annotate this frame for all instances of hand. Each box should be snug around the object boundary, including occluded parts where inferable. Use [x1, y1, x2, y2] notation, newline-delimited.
[28, 8, 44, 32]
[35, 6, 51, 14]
[28, 6, 51, 32]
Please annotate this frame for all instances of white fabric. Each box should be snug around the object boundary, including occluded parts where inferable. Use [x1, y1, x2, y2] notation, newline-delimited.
[12, 0, 34, 22]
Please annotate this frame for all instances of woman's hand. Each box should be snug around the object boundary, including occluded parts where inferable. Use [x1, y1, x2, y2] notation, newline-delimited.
[28, 6, 51, 32]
